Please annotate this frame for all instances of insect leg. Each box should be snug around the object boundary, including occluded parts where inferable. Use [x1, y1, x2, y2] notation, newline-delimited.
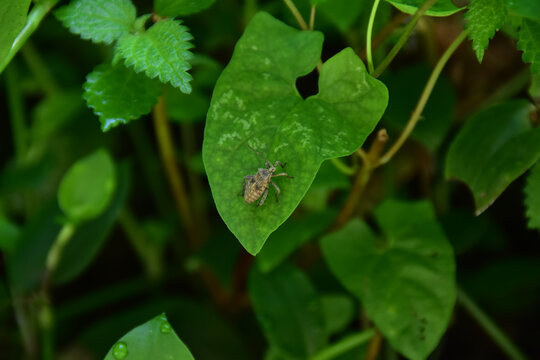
[258, 188, 269, 206]
[274, 161, 286, 168]
[271, 181, 280, 202]
[265, 160, 271, 169]
[272, 172, 294, 179]
[240, 175, 255, 196]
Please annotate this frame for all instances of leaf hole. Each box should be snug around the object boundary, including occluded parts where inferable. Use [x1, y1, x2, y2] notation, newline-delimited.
[295, 69, 319, 99]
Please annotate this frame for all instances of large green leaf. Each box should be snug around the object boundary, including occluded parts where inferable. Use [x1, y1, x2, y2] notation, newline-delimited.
[517, 18, 540, 75]
[249, 264, 327, 359]
[103, 313, 194, 360]
[502, 0, 540, 21]
[321, 200, 456, 360]
[384, 0, 462, 17]
[525, 162, 540, 231]
[0, 215, 20, 253]
[0, 0, 31, 71]
[55, 0, 136, 45]
[203, 12, 388, 254]
[445, 100, 540, 215]
[465, 0, 508, 62]
[154, 0, 216, 17]
[320, 294, 356, 336]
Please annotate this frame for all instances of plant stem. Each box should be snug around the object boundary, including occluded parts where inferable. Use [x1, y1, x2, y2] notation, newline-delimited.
[21, 42, 59, 96]
[366, 0, 382, 74]
[310, 329, 376, 360]
[309, 5, 316, 30]
[5, 65, 27, 163]
[44, 223, 77, 288]
[457, 288, 529, 360]
[38, 300, 54, 360]
[365, 330, 383, 360]
[0, 0, 61, 74]
[372, 0, 438, 78]
[282, 0, 308, 30]
[330, 157, 357, 176]
[378, 29, 469, 165]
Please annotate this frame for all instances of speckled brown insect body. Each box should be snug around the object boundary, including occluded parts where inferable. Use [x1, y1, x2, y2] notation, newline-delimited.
[241, 159, 293, 206]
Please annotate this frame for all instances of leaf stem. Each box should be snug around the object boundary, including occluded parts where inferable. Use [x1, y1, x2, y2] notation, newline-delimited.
[44, 222, 77, 288]
[282, 0, 308, 30]
[330, 157, 357, 176]
[366, 0, 382, 74]
[378, 29, 470, 165]
[372, 0, 439, 78]
[309, 5, 317, 30]
[310, 329, 376, 360]
[457, 288, 529, 360]
[365, 330, 383, 360]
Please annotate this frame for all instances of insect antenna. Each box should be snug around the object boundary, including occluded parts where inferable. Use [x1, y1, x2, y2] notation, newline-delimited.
[246, 144, 270, 162]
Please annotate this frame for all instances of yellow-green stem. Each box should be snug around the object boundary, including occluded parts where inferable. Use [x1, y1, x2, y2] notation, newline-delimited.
[310, 329, 376, 360]
[283, 0, 308, 30]
[366, 0, 382, 74]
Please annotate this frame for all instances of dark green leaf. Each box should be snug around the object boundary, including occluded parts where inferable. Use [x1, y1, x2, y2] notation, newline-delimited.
[154, 0, 216, 17]
[384, 0, 462, 17]
[465, 0, 508, 62]
[0, 0, 31, 71]
[203, 12, 388, 254]
[103, 313, 194, 360]
[58, 149, 116, 223]
[445, 100, 540, 214]
[0, 215, 20, 253]
[165, 85, 209, 123]
[525, 162, 540, 230]
[502, 0, 540, 21]
[321, 200, 456, 360]
[249, 264, 327, 359]
[55, 0, 136, 45]
[115, 19, 194, 93]
[321, 294, 356, 336]
[517, 19, 540, 75]
[83, 63, 162, 131]
[316, 0, 368, 32]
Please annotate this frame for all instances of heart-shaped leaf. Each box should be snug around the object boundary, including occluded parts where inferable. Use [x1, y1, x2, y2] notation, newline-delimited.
[203, 12, 388, 254]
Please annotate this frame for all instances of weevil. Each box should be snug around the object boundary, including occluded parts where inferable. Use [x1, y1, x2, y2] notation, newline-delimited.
[240, 145, 293, 206]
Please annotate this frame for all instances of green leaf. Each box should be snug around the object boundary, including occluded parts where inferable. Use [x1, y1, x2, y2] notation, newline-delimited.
[445, 100, 540, 215]
[55, 0, 136, 45]
[154, 0, 216, 17]
[249, 264, 327, 359]
[0, 215, 20, 253]
[58, 149, 116, 223]
[465, 0, 508, 62]
[517, 18, 540, 75]
[321, 294, 356, 336]
[115, 19, 194, 93]
[103, 313, 194, 360]
[384, 0, 462, 17]
[83, 63, 162, 131]
[321, 200, 456, 360]
[502, 0, 540, 21]
[0, 0, 31, 71]
[525, 162, 540, 230]
[316, 0, 368, 32]
[203, 12, 388, 254]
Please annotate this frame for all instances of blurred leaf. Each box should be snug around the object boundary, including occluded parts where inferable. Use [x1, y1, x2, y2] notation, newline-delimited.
[55, 0, 136, 45]
[58, 148, 116, 223]
[0, 215, 20, 253]
[321, 200, 456, 360]
[321, 294, 356, 336]
[198, 230, 241, 289]
[445, 100, 540, 215]
[257, 209, 337, 273]
[525, 162, 540, 230]
[300, 160, 350, 212]
[154, 0, 216, 17]
[203, 12, 388, 254]
[316, 0, 367, 32]
[0, 0, 31, 71]
[115, 19, 194, 93]
[249, 264, 327, 359]
[103, 313, 194, 360]
[465, 0, 508, 62]
[0, 156, 53, 195]
[517, 18, 540, 75]
[384, 0, 462, 16]
[83, 63, 162, 131]
[502, 0, 540, 21]
[165, 85, 209, 123]
[382, 64, 455, 151]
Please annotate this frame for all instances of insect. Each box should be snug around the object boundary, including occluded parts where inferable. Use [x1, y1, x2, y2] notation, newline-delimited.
[240, 145, 293, 206]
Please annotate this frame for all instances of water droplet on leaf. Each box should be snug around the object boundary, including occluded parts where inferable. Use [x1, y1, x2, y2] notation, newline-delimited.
[112, 341, 128, 359]
[160, 321, 172, 334]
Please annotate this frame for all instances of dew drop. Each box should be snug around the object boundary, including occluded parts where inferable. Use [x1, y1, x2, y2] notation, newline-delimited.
[112, 341, 128, 359]
[160, 321, 172, 334]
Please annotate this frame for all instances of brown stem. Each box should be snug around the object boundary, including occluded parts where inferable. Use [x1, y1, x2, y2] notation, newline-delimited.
[365, 330, 383, 360]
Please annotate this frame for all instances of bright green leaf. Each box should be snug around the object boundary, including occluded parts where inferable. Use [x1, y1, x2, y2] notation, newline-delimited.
[0, 215, 20, 253]
[384, 0, 462, 17]
[154, 0, 216, 17]
[465, 0, 508, 62]
[115, 19, 194, 93]
[525, 162, 540, 230]
[502, 0, 540, 21]
[55, 0, 136, 45]
[249, 264, 327, 359]
[321, 294, 356, 336]
[0, 0, 31, 71]
[517, 18, 540, 75]
[103, 313, 194, 360]
[58, 149, 116, 223]
[445, 100, 540, 215]
[83, 63, 162, 131]
[321, 200, 456, 360]
[203, 12, 388, 254]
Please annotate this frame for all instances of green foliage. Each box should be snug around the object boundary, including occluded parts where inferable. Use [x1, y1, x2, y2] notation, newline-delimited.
[103, 313, 194, 360]
[517, 18, 540, 75]
[445, 100, 540, 215]
[203, 12, 388, 254]
[154, 0, 217, 17]
[0, 216, 20, 253]
[316, 0, 367, 32]
[466, 0, 508, 62]
[58, 149, 116, 223]
[249, 264, 327, 359]
[384, 0, 462, 17]
[320, 294, 356, 336]
[0, 0, 31, 70]
[321, 200, 456, 360]
[502, 0, 540, 21]
[55, 0, 136, 45]
[525, 162, 540, 230]
[115, 19, 194, 93]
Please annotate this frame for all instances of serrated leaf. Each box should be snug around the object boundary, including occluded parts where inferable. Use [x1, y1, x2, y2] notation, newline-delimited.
[321, 200, 456, 360]
[502, 0, 540, 21]
[249, 264, 327, 359]
[517, 18, 540, 75]
[0, 0, 31, 71]
[83, 63, 162, 131]
[115, 19, 194, 93]
[465, 0, 508, 62]
[154, 0, 216, 17]
[103, 313, 194, 360]
[525, 162, 540, 230]
[384, 0, 462, 17]
[55, 0, 136, 45]
[203, 12, 388, 255]
[445, 100, 540, 215]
